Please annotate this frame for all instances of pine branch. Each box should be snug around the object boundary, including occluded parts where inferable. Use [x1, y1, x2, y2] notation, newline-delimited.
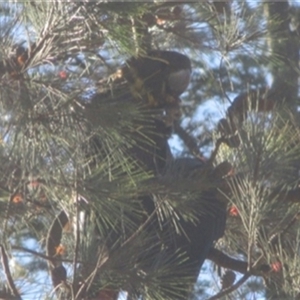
[207, 272, 251, 300]
[173, 121, 206, 159]
[0, 245, 22, 300]
[12, 246, 74, 264]
[207, 247, 270, 275]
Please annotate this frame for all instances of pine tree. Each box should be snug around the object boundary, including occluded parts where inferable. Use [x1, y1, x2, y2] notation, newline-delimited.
[0, 2, 299, 300]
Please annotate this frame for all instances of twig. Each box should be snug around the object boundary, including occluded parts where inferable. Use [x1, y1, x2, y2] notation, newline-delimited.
[268, 212, 300, 248]
[12, 245, 75, 264]
[207, 136, 226, 165]
[75, 247, 109, 300]
[121, 207, 157, 249]
[218, 55, 233, 104]
[72, 181, 80, 286]
[207, 272, 251, 300]
[207, 247, 273, 299]
[207, 247, 270, 276]
[173, 121, 206, 160]
[0, 244, 22, 300]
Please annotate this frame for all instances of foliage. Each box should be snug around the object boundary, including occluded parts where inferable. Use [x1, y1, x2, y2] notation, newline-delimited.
[0, 1, 300, 300]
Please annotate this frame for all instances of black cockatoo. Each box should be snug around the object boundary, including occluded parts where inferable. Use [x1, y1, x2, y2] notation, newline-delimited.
[81, 51, 197, 299]
[117, 51, 191, 174]
[142, 157, 227, 299]
[122, 50, 191, 107]
[85, 51, 191, 176]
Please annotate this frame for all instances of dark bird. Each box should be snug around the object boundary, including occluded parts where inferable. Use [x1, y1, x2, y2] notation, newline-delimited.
[82, 52, 197, 299]
[122, 50, 191, 106]
[87, 51, 191, 175]
[118, 51, 192, 173]
[117, 51, 192, 174]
